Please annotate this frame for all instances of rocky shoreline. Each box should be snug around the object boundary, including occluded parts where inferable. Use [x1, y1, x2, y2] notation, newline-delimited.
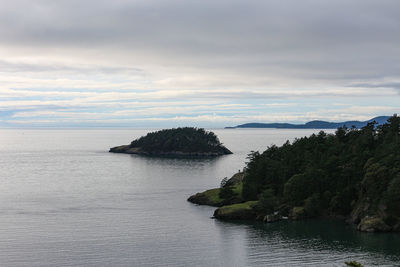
[188, 172, 400, 233]
[109, 145, 232, 157]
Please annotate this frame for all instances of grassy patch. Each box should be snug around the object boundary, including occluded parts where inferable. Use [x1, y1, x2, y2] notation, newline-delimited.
[233, 182, 243, 198]
[203, 181, 243, 204]
[217, 201, 258, 215]
[188, 181, 244, 207]
[203, 188, 222, 204]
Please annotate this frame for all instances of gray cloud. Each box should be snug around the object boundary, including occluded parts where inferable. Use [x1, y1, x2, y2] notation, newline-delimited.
[0, 0, 399, 83]
[0, 60, 142, 74]
[1, 0, 400, 127]
[349, 82, 400, 90]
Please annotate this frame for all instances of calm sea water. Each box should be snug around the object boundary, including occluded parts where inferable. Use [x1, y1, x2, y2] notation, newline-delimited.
[0, 128, 399, 267]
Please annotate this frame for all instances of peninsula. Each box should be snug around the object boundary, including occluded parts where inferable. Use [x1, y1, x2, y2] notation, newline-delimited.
[190, 115, 400, 232]
[109, 127, 232, 157]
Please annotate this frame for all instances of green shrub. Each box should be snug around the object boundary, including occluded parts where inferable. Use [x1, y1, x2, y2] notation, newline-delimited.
[385, 174, 400, 216]
[304, 193, 322, 217]
[256, 189, 277, 214]
[219, 185, 238, 200]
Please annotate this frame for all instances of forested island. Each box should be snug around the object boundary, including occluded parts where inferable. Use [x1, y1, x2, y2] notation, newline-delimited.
[189, 115, 400, 232]
[109, 127, 232, 157]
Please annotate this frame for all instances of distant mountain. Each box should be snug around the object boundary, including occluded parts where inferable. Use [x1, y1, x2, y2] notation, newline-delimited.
[226, 116, 391, 129]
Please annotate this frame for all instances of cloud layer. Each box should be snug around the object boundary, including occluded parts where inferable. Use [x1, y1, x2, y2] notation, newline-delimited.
[0, 0, 399, 127]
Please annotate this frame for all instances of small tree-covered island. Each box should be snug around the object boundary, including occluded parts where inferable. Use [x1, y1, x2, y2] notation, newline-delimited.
[110, 127, 232, 157]
[189, 115, 400, 232]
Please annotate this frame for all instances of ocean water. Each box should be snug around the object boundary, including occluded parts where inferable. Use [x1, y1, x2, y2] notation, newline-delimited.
[0, 128, 399, 267]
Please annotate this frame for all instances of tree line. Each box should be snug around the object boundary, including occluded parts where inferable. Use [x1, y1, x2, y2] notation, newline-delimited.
[130, 127, 225, 153]
[241, 115, 400, 221]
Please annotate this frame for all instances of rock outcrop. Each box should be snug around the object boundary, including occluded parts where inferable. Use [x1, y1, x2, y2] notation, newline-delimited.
[357, 216, 391, 232]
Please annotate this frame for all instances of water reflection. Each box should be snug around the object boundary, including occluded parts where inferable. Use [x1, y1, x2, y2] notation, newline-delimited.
[129, 153, 222, 168]
[215, 219, 400, 266]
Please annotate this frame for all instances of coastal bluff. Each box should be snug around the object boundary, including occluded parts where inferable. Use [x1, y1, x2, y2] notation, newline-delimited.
[109, 127, 232, 157]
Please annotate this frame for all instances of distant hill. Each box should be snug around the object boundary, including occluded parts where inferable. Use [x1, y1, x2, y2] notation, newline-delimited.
[226, 116, 391, 129]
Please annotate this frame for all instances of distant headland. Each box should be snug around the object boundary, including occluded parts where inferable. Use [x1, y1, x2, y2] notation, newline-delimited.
[226, 116, 390, 129]
[109, 127, 232, 157]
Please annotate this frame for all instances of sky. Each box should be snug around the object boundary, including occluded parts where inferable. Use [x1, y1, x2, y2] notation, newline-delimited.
[0, 0, 399, 128]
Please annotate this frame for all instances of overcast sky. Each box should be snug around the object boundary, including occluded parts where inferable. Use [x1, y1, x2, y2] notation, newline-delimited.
[0, 0, 399, 127]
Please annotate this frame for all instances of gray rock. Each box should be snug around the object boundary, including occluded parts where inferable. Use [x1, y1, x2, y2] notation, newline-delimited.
[263, 213, 282, 223]
[289, 206, 306, 220]
[357, 216, 391, 232]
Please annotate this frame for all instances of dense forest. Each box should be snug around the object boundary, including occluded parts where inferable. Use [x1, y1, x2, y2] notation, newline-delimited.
[130, 127, 224, 152]
[190, 115, 400, 232]
[241, 114, 400, 230]
[110, 127, 232, 156]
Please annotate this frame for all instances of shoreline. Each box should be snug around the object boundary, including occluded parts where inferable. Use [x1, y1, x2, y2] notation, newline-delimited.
[188, 172, 399, 233]
[109, 144, 232, 157]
